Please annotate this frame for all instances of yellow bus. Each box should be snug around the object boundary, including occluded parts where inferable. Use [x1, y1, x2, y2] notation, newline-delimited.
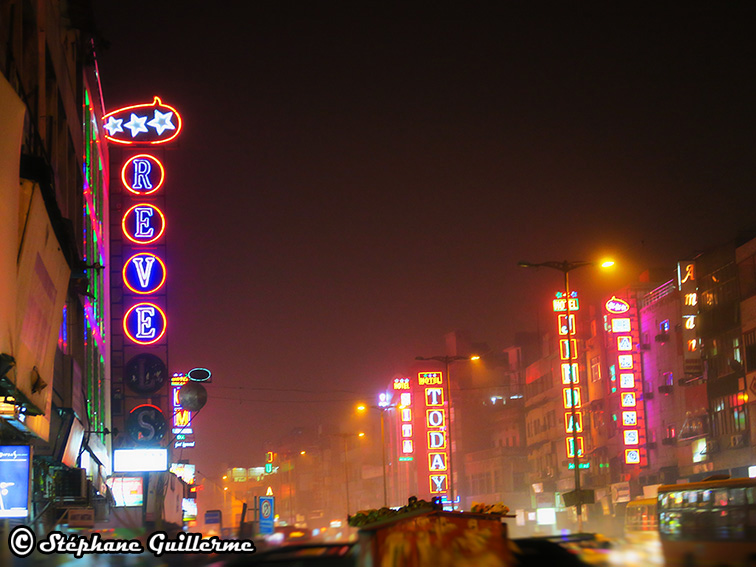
[625, 497, 658, 541]
[620, 497, 662, 565]
[657, 476, 756, 567]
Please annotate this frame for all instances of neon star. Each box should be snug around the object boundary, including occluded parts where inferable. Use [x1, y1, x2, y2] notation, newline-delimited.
[124, 113, 149, 138]
[104, 116, 124, 136]
[147, 109, 176, 136]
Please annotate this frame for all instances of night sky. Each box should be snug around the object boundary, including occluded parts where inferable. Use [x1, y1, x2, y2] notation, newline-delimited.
[92, 4, 756, 475]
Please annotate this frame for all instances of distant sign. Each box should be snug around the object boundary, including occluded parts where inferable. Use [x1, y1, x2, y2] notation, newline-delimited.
[259, 496, 275, 535]
[611, 481, 631, 503]
[205, 509, 222, 525]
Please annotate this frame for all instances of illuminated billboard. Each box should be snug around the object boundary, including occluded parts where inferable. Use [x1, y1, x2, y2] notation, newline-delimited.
[113, 448, 168, 472]
[555, 291, 585, 466]
[107, 477, 144, 507]
[0, 446, 31, 519]
[605, 295, 647, 466]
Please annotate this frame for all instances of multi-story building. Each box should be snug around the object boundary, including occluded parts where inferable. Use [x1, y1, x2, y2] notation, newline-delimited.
[0, 0, 111, 532]
[697, 238, 752, 477]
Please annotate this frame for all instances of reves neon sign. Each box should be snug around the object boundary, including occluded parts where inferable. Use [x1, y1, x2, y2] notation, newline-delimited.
[103, 97, 183, 145]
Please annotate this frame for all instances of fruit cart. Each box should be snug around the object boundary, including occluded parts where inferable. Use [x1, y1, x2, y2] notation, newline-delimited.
[349, 499, 515, 567]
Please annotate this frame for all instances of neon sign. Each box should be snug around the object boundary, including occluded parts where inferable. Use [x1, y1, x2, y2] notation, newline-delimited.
[556, 290, 585, 466]
[122, 203, 166, 244]
[421, 371, 449, 501]
[123, 252, 167, 294]
[605, 296, 630, 314]
[121, 154, 165, 195]
[123, 302, 167, 345]
[103, 97, 183, 145]
[606, 291, 647, 466]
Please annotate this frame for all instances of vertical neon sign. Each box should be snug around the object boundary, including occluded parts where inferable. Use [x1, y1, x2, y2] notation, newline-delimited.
[554, 292, 585, 462]
[110, 97, 183, 447]
[419, 372, 449, 498]
[678, 262, 702, 374]
[605, 296, 647, 466]
[171, 373, 195, 448]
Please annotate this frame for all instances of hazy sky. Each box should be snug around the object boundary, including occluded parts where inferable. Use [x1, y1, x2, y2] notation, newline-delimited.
[93, 4, 755, 474]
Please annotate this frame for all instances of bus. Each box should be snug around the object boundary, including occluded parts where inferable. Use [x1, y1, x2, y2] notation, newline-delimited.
[657, 476, 756, 567]
[620, 497, 662, 565]
[624, 497, 658, 543]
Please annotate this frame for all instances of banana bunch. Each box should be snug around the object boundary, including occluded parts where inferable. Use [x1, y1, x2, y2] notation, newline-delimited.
[348, 496, 436, 527]
[470, 502, 510, 515]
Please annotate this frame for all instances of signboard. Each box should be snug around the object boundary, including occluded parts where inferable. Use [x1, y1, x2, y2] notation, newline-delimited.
[0, 445, 31, 518]
[113, 448, 168, 472]
[605, 294, 647, 467]
[259, 496, 275, 535]
[67, 508, 95, 528]
[610, 481, 631, 503]
[205, 509, 222, 525]
[107, 477, 144, 507]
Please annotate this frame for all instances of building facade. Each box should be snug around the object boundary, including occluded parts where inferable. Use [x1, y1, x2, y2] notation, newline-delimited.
[0, 0, 112, 533]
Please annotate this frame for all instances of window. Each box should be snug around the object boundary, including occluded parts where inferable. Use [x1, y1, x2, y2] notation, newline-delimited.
[590, 356, 602, 382]
[712, 394, 749, 436]
[745, 330, 756, 373]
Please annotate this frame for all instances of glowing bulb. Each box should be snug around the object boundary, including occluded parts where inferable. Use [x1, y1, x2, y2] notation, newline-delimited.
[600, 259, 615, 268]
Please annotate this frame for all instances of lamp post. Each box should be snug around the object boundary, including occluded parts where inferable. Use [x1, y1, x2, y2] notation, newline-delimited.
[334, 432, 364, 519]
[415, 354, 471, 509]
[357, 401, 394, 508]
[518, 259, 614, 533]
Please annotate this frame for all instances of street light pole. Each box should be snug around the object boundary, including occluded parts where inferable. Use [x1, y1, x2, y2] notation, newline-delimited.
[334, 432, 364, 519]
[357, 403, 392, 508]
[342, 435, 351, 519]
[518, 259, 613, 533]
[380, 409, 388, 507]
[415, 354, 470, 509]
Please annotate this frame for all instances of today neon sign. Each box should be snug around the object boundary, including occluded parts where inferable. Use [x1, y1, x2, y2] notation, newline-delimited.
[123, 252, 167, 294]
[123, 302, 167, 345]
[103, 97, 183, 145]
[121, 154, 165, 195]
[122, 203, 166, 244]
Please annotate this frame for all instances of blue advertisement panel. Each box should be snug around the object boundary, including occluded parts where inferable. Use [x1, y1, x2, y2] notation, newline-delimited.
[259, 496, 275, 535]
[0, 445, 31, 518]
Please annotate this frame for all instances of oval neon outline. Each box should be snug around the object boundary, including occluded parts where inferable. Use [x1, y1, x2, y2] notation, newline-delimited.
[121, 154, 165, 195]
[122, 203, 166, 245]
[102, 96, 183, 145]
[605, 295, 630, 314]
[123, 302, 168, 345]
[123, 252, 167, 295]
[187, 367, 212, 382]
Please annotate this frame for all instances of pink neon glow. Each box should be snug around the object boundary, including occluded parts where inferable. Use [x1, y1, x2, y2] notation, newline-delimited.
[605, 295, 630, 314]
[123, 302, 168, 345]
[122, 203, 166, 245]
[102, 96, 183, 145]
[123, 252, 167, 294]
[130, 403, 164, 414]
[121, 154, 165, 195]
